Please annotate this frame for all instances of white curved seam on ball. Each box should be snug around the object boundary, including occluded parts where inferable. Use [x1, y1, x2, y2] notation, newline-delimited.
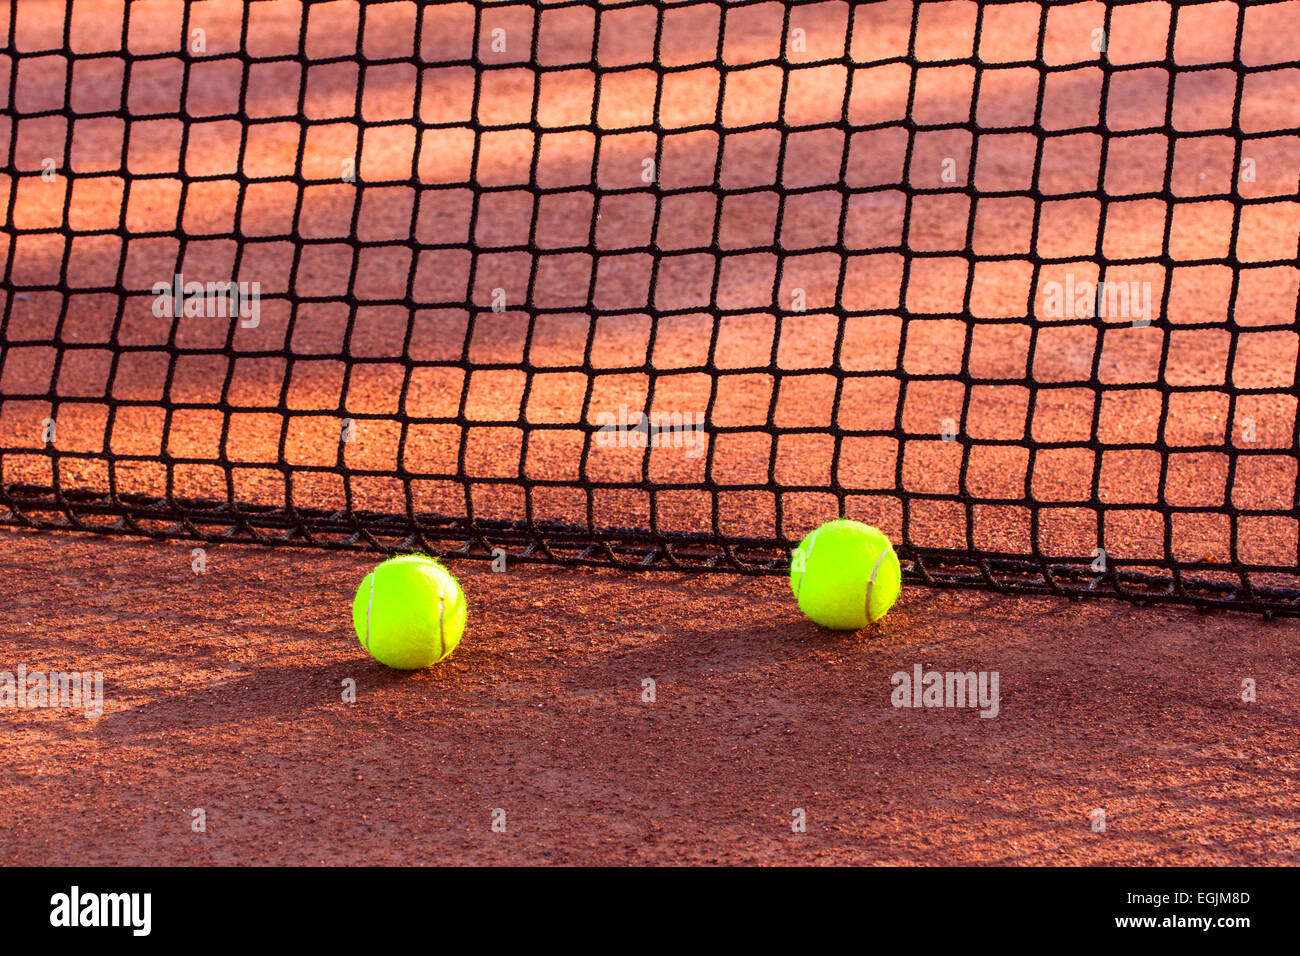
[365, 570, 376, 650]
[796, 528, 820, 600]
[436, 592, 446, 661]
[865, 547, 891, 624]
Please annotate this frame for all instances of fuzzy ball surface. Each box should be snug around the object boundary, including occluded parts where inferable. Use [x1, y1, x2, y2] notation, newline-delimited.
[790, 520, 901, 630]
[351, 554, 468, 669]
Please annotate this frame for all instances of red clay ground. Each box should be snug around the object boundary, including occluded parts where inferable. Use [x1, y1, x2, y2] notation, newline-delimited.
[1, 525, 1296, 866]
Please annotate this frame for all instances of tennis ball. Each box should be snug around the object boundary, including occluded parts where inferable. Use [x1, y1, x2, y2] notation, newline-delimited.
[790, 519, 901, 630]
[352, 554, 468, 669]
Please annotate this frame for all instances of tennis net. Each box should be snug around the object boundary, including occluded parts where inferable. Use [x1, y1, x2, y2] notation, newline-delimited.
[2, 0, 1299, 613]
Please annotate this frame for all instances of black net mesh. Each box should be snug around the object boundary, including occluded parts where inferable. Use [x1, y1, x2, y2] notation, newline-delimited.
[2, 0, 1299, 613]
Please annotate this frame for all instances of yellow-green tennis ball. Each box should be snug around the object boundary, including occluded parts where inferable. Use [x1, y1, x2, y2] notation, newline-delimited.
[352, 554, 468, 669]
[790, 519, 901, 630]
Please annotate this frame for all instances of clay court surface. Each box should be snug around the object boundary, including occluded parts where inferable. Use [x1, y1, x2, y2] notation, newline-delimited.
[0, 527, 1297, 865]
[2, 0, 1299, 864]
